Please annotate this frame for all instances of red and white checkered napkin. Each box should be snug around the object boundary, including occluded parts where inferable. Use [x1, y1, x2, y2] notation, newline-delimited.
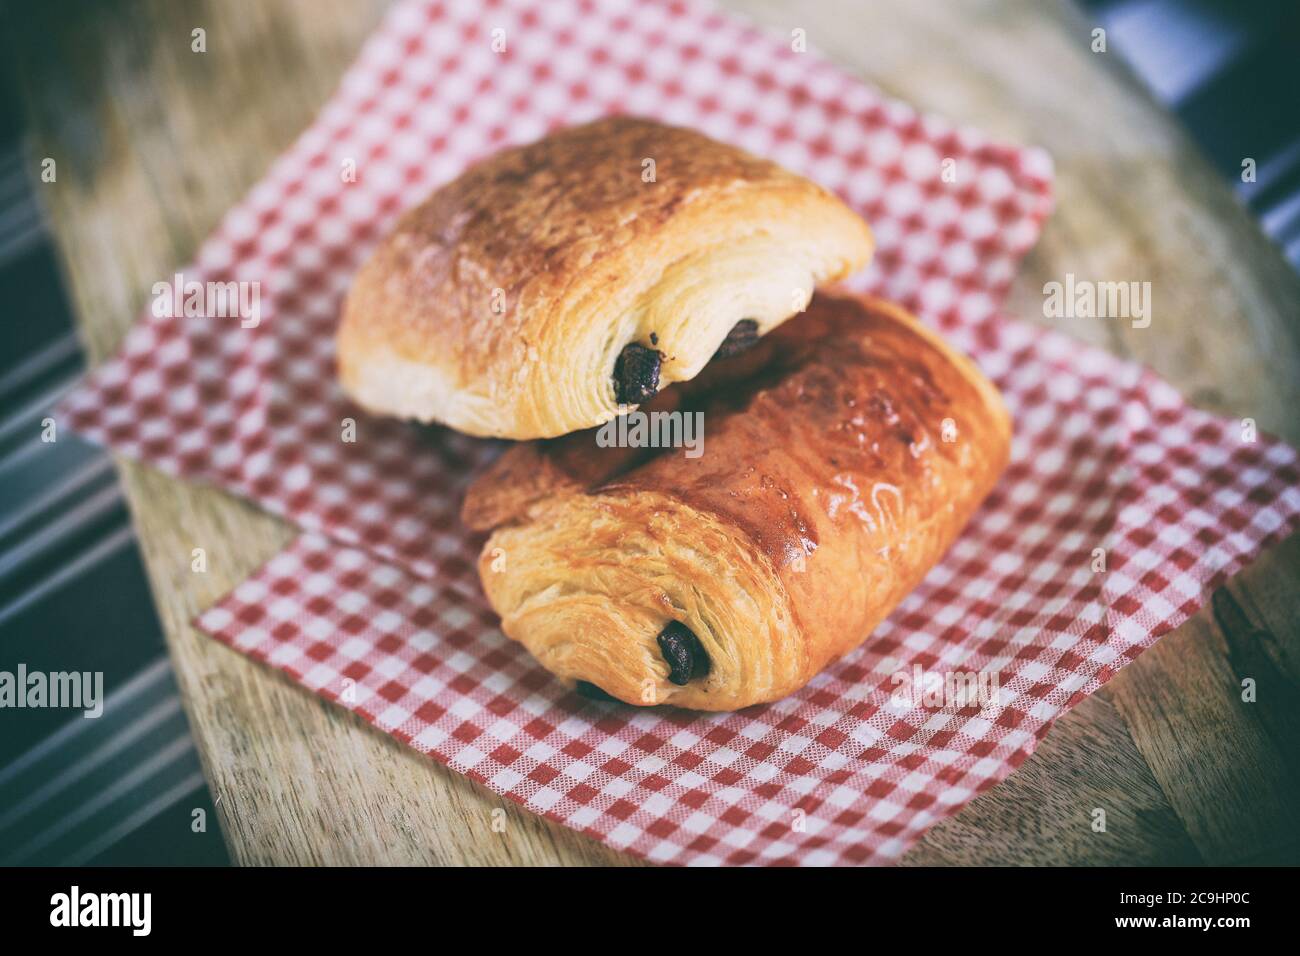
[58, 0, 1299, 864]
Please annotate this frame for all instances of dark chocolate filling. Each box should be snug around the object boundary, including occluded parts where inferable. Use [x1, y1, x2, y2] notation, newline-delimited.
[576, 680, 618, 702]
[613, 342, 662, 404]
[656, 621, 711, 685]
[712, 319, 760, 360]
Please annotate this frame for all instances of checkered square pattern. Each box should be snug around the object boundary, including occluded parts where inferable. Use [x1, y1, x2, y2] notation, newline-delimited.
[61, 0, 1300, 865]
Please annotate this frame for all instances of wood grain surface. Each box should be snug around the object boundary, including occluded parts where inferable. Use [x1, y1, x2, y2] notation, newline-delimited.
[8, 0, 1299, 865]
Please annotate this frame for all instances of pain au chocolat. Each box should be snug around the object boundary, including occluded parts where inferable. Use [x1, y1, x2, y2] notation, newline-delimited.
[337, 116, 873, 439]
[463, 292, 1012, 710]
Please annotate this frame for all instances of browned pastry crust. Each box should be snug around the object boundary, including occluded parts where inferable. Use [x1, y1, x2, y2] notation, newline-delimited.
[337, 116, 872, 438]
[467, 291, 1012, 710]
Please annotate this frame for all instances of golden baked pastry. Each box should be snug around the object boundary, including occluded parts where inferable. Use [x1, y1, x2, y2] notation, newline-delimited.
[465, 292, 1012, 710]
[337, 116, 873, 439]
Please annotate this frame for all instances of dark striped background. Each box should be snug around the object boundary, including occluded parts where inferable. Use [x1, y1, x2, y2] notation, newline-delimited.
[1081, 0, 1300, 268]
[0, 58, 229, 864]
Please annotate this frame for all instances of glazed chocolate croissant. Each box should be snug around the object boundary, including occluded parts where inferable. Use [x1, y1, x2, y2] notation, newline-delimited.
[465, 292, 1011, 710]
[337, 116, 872, 439]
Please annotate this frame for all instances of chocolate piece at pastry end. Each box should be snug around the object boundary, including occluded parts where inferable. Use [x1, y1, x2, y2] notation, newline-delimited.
[712, 319, 760, 360]
[656, 621, 711, 686]
[576, 680, 619, 702]
[613, 343, 662, 405]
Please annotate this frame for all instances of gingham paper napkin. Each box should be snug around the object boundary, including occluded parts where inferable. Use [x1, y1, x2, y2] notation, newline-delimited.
[59, 0, 1299, 865]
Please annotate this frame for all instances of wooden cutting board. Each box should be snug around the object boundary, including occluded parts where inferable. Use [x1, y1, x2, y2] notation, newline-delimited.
[10, 0, 1299, 864]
